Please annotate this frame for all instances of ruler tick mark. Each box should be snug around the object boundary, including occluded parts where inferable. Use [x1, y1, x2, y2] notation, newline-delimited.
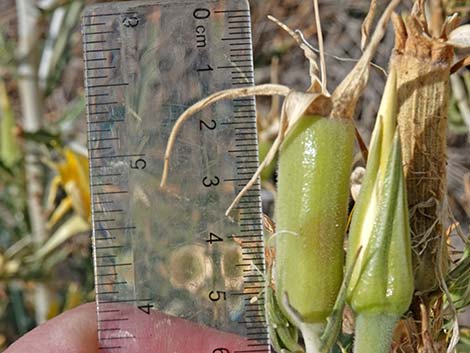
[88, 101, 118, 106]
[98, 318, 128, 322]
[94, 190, 128, 195]
[89, 147, 112, 151]
[85, 48, 120, 53]
[84, 30, 114, 35]
[88, 112, 110, 116]
[86, 57, 107, 62]
[218, 65, 251, 69]
[97, 262, 131, 268]
[233, 75, 254, 80]
[87, 82, 129, 89]
[214, 9, 249, 13]
[89, 128, 111, 133]
[228, 31, 250, 35]
[98, 309, 121, 314]
[100, 298, 152, 304]
[92, 173, 121, 177]
[222, 37, 251, 41]
[89, 119, 125, 124]
[83, 22, 106, 27]
[228, 20, 251, 24]
[94, 218, 115, 222]
[96, 245, 124, 250]
[229, 25, 251, 29]
[84, 12, 135, 18]
[86, 93, 109, 98]
[90, 153, 144, 160]
[87, 66, 116, 71]
[84, 40, 106, 44]
[96, 254, 117, 259]
[100, 226, 135, 231]
[101, 336, 136, 340]
[94, 209, 123, 213]
[97, 281, 127, 286]
[89, 137, 119, 142]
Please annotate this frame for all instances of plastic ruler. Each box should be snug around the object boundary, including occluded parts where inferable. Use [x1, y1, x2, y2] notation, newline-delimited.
[82, 0, 269, 352]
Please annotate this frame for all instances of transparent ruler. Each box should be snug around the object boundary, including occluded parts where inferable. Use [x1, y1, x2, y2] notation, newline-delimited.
[82, 1, 268, 352]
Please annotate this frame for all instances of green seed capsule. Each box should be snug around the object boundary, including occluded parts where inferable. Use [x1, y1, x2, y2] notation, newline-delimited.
[275, 115, 355, 324]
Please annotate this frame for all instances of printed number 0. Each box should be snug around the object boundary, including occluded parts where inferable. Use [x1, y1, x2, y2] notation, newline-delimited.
[202, 176, 219, 187]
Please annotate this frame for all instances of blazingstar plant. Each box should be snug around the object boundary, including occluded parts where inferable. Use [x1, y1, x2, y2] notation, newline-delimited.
[161, 2, 401, 353]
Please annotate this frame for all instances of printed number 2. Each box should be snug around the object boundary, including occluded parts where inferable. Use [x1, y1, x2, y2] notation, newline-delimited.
[200, 119, 216, 130]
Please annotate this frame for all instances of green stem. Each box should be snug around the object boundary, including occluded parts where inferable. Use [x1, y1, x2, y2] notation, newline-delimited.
[299, 323, 323, 353]
[354, 313, 398, 353]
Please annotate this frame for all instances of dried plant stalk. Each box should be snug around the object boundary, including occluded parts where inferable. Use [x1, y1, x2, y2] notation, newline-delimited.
[391, 14, 454, 293]
[16, 0, 48, 325]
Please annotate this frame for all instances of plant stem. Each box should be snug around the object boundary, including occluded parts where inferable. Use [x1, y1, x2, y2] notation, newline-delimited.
[16, 0, 48, 324]
[299, 323, 323, 353]
[450, 74, 470, 132]
[354, 313, 398, 353]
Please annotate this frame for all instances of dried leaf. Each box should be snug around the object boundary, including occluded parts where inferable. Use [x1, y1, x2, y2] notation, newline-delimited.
[312, 0, 327, 94]
[225, 89, 329, 215]
[441, 13, 461, 38]
[267, 15, 322, 93]
[361, 0, 377, 50]
[448, 24, 470, 48]
[450, 55, 470, 74]
[284, 90, 328, 135]
[160, 84, 291, 187]
[26, 214, 90, 262]
[331, 0, 400, 119]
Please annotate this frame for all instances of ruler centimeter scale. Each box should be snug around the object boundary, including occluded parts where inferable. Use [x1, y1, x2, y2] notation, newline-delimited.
[82, 1, 269, 352]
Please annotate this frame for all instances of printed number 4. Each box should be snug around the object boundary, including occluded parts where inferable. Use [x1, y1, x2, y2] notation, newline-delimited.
[138, 303, 154, 314]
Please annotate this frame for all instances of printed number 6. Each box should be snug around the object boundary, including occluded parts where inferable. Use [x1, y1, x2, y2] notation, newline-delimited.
[202, 176, 219, 187]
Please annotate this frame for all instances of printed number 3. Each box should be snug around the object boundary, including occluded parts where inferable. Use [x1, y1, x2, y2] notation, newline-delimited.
[202, 176, 219, 187]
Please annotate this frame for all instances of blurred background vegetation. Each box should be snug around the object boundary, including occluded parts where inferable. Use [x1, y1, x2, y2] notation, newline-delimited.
[0, 0, 468, 352]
